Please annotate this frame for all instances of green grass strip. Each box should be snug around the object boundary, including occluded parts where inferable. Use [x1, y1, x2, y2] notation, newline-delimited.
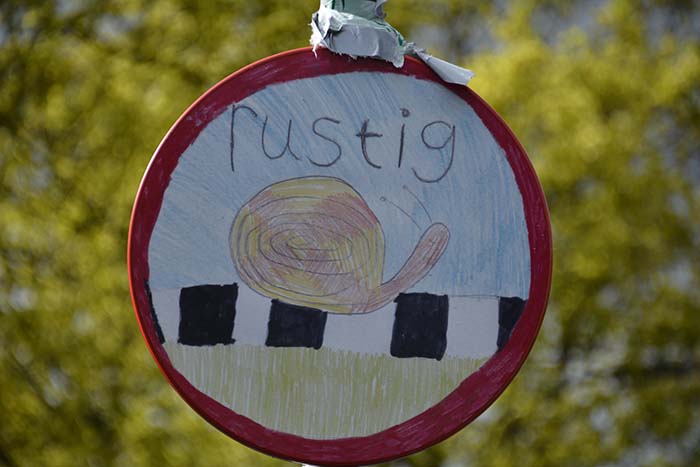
[164, 343, 487, 439]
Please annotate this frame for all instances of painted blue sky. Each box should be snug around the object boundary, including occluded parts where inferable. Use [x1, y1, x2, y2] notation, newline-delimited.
[148, 72, 531, 298]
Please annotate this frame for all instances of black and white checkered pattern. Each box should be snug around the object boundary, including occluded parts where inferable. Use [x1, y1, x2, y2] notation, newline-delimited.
[146, 282, 525, 361]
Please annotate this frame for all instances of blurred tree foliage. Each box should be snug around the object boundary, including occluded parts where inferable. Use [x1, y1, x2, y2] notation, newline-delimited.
[1, 0, 698, 466]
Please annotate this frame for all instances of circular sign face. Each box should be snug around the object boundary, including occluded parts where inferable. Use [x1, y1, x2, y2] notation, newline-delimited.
[128, 47, 552, 466]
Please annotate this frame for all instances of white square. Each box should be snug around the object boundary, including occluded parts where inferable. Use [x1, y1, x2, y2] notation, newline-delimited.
[151, 288, 181, 342]
[445, 296, 499, 358]
[232, 285, 273, 346]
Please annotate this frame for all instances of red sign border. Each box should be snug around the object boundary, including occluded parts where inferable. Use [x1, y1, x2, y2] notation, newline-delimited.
[128, 47, 552, 466]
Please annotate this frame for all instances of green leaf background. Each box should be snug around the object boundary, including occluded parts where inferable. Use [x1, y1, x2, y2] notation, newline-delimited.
[1, 1, 698, 465]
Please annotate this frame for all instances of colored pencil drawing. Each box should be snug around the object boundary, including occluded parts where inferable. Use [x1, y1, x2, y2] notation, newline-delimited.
[143, 70, 535, 440]
[163, 342, 488, 439]
[229, 176, 450, 314]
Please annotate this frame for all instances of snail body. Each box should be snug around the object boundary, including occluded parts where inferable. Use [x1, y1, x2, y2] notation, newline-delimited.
[230, 176, 449, 314]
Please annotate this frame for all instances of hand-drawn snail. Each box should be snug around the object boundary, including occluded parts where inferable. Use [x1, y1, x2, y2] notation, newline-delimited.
[229, 176, 450, 314]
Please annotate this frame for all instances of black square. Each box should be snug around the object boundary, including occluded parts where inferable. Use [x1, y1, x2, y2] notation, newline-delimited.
[145, 280, 165, 344]
[497, 296, 526, 350]
[391, 293, 448, 361]
[178, 283, 238, 346]
[265, 300, 327, 349]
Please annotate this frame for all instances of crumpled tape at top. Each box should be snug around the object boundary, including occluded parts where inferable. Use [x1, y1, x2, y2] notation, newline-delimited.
[310, 0, 474, 85]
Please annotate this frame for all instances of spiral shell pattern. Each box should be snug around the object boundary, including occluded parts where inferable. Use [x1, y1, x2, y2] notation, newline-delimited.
[230, 177, 385, 314]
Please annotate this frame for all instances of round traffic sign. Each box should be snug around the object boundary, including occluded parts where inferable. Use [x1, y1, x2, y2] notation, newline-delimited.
[128, 47, 552, 466]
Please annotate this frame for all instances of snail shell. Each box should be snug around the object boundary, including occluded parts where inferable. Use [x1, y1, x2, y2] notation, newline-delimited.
[230, 176, 449, 314]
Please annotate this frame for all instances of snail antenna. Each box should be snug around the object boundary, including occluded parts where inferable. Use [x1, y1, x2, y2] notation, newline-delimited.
[380, 196, 421, 229]
[403, 185, 432, 223]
